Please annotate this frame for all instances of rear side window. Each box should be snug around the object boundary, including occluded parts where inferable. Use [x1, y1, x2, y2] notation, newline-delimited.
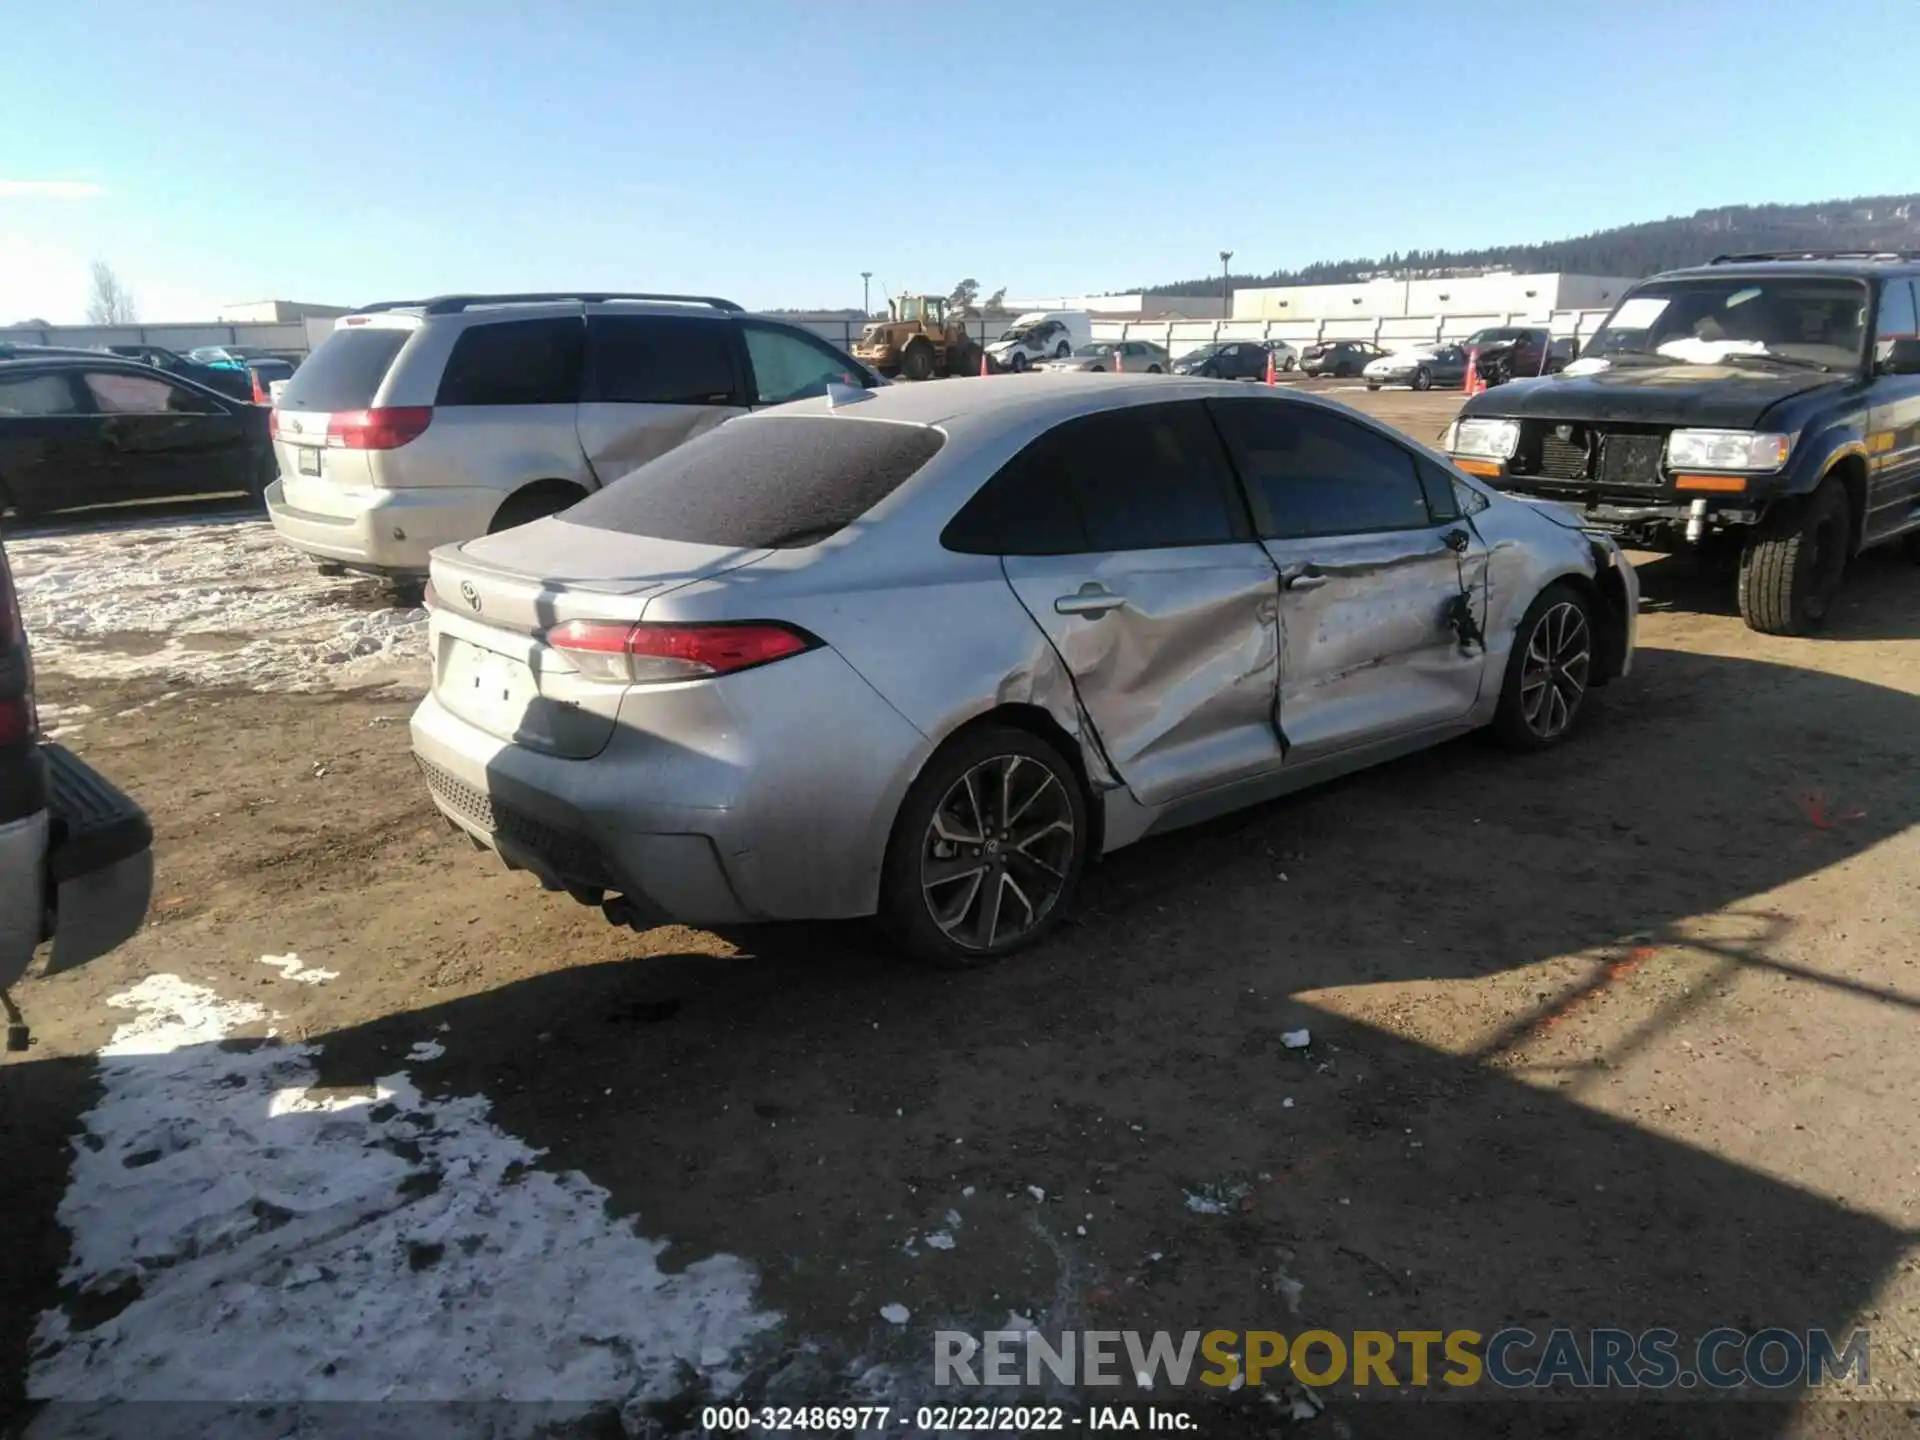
[1210, 398, 1434, 538]
[944, 401, 1245, 556]
[279, 327, 408, 411]
[0, 371, 84, 416]
[562, 416, 945, 547]
[436, 317, 583, 407]
[586, 315, 741, 406]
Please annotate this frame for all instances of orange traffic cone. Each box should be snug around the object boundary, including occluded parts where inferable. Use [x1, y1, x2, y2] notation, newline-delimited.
[980, 348, 990, 377]
[1113, 346, 1124, 374]
[1264, 347, 1278, 386]
[1464, 347, 1484, 396]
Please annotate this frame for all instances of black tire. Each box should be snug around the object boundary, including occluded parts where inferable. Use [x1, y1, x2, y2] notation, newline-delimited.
[1365, 383, 1380, 391]
[1412, 366, 1433, 392]
[1147, 365, 1162, 374]
[489, 481, 586, 535]
[901, 342, 936, 382]
[1737, 479, 1850, 635]
[1490, 582, 1597, 751]
[1054, 342, 1070, 359]
[250, 450, 276, 509]
[1007, 351, 1029, 373]
[390, 578, 427, 608]
[1283, 355, 1296, 372]
[949, 341, 980, 377]
[879, 724, 1089, 968]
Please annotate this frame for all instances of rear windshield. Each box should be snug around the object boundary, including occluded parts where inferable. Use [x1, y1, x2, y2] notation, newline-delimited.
[278, 327, 408, 411]
[563, 416, 946, 548]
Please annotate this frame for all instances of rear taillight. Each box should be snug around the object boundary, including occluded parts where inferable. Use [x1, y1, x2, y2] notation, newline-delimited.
[326, 406, 432, 450]
[545, 620, 816, 684]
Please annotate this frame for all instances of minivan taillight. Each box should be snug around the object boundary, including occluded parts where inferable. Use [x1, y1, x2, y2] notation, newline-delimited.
[546, 620, 816, 684]
[326, 406, 432, 450]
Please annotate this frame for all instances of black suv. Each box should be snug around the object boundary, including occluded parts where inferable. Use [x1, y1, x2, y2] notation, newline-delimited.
[0, 532, 153, 1025]
[1445, 253, 1920, 633]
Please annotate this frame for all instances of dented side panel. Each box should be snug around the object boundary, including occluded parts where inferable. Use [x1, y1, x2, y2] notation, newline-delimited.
[1001, 544, 1286, 807]
[1263, 526, 1488, 763]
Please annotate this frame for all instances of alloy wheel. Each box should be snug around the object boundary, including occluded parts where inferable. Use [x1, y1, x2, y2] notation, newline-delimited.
[921, 754, 1076, 952]
[1519, 601, 1591, 740]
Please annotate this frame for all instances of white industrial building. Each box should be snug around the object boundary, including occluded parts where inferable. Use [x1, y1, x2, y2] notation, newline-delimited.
[1003, 292, 1228, 320]
[1230, 272, 1634, 322]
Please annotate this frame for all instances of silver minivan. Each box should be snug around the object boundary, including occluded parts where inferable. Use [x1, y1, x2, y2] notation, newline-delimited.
[264, 292, 881, 591]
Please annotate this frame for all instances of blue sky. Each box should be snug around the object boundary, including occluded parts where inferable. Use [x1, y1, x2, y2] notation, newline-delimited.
[3, 0, 1917, 322]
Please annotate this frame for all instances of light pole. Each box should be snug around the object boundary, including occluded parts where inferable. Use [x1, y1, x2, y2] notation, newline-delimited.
[861, 271, 873, 317]
[1219, 250, 1233, 318]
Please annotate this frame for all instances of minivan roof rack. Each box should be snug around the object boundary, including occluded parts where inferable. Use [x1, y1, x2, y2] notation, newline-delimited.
[1707, 250, 1920, 264]
[352, 291, 744, 316]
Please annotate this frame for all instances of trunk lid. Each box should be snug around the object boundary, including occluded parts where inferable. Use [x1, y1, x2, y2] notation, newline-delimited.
[425, 516, 771, 758]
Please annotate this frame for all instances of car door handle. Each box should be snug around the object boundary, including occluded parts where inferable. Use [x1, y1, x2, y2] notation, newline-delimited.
[1054, 583, 1126, 617]
[1281, 567, 1329, 592]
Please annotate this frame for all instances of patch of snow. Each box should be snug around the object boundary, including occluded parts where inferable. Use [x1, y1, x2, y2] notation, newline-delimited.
[924, 1231, 955, 1251]
[879, 1304, 910, 1326]
[406, 1040, 445, 1062]
[1281, 1029, 1311, 1050]
[1026, 1185, 1045, 1203]
[1184, 1179, 1253, 1216]
[8, 517, 428, 694]
[30, 974, 775, 1425]
[255, 952, 338, 986]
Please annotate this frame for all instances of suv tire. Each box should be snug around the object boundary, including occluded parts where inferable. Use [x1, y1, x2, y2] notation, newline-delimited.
[879, 724, 1088, 968]
[1738, 479, 1850, 635]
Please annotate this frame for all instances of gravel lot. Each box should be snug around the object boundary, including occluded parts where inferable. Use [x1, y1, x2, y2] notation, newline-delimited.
[4, 384, 1919, 1437]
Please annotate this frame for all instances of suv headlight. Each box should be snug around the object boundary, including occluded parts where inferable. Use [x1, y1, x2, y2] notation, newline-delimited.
[1665, 429, 1793, 472]
[1445, 417, 1520, 460]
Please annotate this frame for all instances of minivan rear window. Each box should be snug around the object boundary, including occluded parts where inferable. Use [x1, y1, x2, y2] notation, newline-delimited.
[563, 416, 946, 548]
[277, 327, 408, 411]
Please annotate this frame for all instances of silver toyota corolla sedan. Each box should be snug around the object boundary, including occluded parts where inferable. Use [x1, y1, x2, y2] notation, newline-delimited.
[411, 374, 1637, 967]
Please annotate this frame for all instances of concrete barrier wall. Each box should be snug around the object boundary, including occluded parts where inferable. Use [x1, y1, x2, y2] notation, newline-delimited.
[1, 321, 311, 355]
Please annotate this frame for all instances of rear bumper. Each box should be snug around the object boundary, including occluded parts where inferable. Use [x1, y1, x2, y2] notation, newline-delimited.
[0, 745, 153, 989]
[408, 648, 931, 927]
[265, 479, 504, 576]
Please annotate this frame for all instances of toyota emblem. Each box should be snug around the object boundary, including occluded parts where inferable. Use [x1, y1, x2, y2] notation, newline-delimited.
[460, 581, 481, 612]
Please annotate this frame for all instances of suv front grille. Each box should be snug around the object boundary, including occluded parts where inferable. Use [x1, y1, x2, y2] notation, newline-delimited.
[1519, 422, 1669, 489]
[417, 756, 613, 888]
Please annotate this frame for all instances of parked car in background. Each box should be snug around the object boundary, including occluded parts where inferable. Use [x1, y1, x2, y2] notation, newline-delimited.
[1447, 255, 1920, 635]
[104, 344, 251, 400]
[985, 311, 1091, 372]
[1034, 340, 1171, 373]
[1364, 342, 1471, 391]
[1173, 340, 1280, 381]
[1300, 340, 1387, 378]
[1461, 327, 1566, 385]
[265, 292, 881, 592]
[0, 355, 275, 518]
[411, 373, 1635, 968]
[0, 531, 153, 1003]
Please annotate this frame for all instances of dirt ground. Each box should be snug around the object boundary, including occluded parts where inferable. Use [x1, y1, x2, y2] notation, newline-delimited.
[5, 384, 1920, 1437]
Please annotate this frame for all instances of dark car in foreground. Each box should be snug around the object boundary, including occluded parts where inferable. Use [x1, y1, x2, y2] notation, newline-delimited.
[0, 355, 274, 519]
[0, 533, 153, 1017]
[1445, 253, 1920, 634]
[1300, 340, 1386, 378]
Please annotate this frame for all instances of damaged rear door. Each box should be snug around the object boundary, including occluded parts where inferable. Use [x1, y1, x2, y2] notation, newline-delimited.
[576, 310, 750, 487]
[1209, 398, 1488, 764]
[988, 400, 1285, 807]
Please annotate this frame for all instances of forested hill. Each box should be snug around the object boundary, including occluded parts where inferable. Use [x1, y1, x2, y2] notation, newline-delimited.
[1146, 194, 1920, 296]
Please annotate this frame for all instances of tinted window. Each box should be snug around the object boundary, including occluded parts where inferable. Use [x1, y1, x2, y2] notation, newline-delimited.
[1875, 280, 1918, 351]
[1210, 399, 1433, 538]
[945, 401, 1243, 556]
[437, 317, 583, 407]
[0, 371, 83, 416]
[85, 371, 222, 415]
[587, 314, 740, 406]
[279, 326, 409, 411]
[563, 416, 944, 547]
[742, 322, 864, 406]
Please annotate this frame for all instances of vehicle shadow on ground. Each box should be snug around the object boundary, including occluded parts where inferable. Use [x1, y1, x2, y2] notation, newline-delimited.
[1634, 542, 1920, 639]
[6, 644, 1917, 1435]
[0, 496, 260, 540]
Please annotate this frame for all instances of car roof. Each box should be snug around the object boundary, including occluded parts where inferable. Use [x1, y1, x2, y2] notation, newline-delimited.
[1653, 257, 1920, 283]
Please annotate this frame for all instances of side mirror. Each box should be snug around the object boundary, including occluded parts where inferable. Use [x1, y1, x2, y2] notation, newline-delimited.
[1877, 338, 1920, 376]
